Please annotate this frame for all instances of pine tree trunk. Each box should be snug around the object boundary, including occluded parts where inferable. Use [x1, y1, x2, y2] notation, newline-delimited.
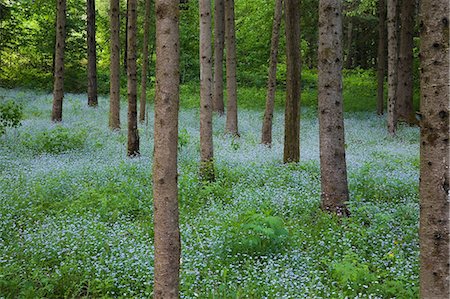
[153, 0, 181, 297]
[224, 0, 238, 136]
[199, 0, 215, 181]
[396, 0, 415, 123]
[261, 0, 283, 146]
[51, 0, 66, 122]
[419, 0, 449, 296]
[87, 0, 98, 107]
[139, 0, 153, 123]
[344, 20, 352, 69]
[387, 0, 398, 135]
[283, 0, 300, 163]
[123, 1, 128, 73]
[213, 0, 225, 115]
[127, 0, 139, 156]
[109, 0, 121, 130]
[376, 0, 386, 115]
[318, 0, 349, 216]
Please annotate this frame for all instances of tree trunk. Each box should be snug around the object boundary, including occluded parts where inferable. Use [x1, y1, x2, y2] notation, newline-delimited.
[386, 0, 398, 135]
[224, 0, 238, 136]
[153, 0, 181, 297]
[123, 1, 128, 73]
[51, 0, 66, 122]
[396, 0, 415, 124]
[344, 19, 352, 69]
[87, 0, 98, 107]
[213, 0, 225, 115]
[127, 0, 139, 156]
[109, 0, 121, 130]
[199, 0, 215, 181]
[418, 0, 449, 296]
[261, 0, 283, 146]
[139, 0, 153, 123]
[283, 0, 300, 163]
[376, 0, 386, 115]
[318, 0, 349, 216]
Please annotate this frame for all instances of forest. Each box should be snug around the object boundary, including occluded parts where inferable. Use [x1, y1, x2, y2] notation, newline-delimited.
[0, 0, 448, 298]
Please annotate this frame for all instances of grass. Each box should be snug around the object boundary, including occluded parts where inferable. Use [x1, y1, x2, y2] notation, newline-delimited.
[0, 86, 419, 298]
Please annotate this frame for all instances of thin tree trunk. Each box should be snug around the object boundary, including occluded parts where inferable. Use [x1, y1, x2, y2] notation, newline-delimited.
[51, 0, 66, 122]
[87, 0, 98, 107]
[387, 0, 399, 135]
[109, 0, 121, 130]
[376, 0, 386, 115]
[127, 0, 139, 156]
[418, 0, 449, 296]
[261, 0, 283, 146]
[123, 1, 128, 73]
[344, 19, 352, 69]
[139, 0, 153, 123]
[283, 0, 300, 163]
[199, 0, 215, 181]
[153, 0, 181, 297]
[224, 0, 238, 136]
[396, 0, 415, 123]
[213, 0, 225, 115]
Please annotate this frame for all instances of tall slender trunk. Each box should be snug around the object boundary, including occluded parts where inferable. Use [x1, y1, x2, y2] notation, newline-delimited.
[51, 0, 66, 122]
[123, 1, 128, 73]
[344, 19, 352, 69]
[261, 0, 283, 146]
[283, 0, 300, 163]
[213, 0, 225, 115]
[224, 0, 238, 136]
[87, 0, 98, 107]
[376, 0, 386, 115]
[127, 0, 139, 156]
[387, 0, 399, 135]
[139, 0, 153, 123]
[153, 0, 181, 297]
[109, 0, 121, 130]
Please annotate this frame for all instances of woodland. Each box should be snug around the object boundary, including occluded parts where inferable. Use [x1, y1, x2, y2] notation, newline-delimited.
[0, 0, 448, 298]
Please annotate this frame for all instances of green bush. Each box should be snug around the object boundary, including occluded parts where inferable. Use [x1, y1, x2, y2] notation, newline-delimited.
[0, 100, 23, 135]
[23, 126, 87, 154]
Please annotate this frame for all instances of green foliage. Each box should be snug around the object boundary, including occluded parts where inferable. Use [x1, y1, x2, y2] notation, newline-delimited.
[178, 128, 190, 149]
[22, 126, 87, 154]
[0, 100, 23, 135]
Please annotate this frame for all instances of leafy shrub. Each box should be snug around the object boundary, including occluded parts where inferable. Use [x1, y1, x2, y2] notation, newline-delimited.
[178, 128, 190, 148]
[23, 126, 87, 154]
[0, 100, 23, 135]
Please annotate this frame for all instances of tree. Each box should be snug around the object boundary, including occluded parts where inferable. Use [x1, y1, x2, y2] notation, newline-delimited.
[87, 0, 98, 107]
[418, 0, 449, 296]
[224, 0, 238, 136]
[139, 0, 153, 123]
[283, 0, 300, 163]
[153, 0, 181, 297]
[127, 0, 139, 156]
[109, 0, 121, 130]
[51, 0, 66, 122]
[376, 0, 386, 115]
[213, 0, 225, 115]
[261, 0, 283, 146]
[386, 0, 398, 135]
[199, 0, 215, 181]
[318, 0, 349, 216]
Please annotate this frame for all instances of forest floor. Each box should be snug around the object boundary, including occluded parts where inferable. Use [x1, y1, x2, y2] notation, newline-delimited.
[0, 88, 419, 298]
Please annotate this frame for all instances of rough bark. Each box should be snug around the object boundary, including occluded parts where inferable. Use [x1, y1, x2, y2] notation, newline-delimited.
[376, 0, 386, 115]
[51, 0, 66, 122]
[224, 0, 238, 136]
[139, 0, 153, 123]
[261, 0, 283, 146]
[213, 0, 225, 115]
[199, 0, 215, 181]
[123, 1, 129, 73]
[127, 0, 140, 156]
[87, 0, 98, 107]
[396, 0, 415, 123]
[153, 0, 181, 297]
[283, 0, 300, 163]
[109, 0, 121, 130]
[386, 0, 399, 135]
[418, 0, 449, 297]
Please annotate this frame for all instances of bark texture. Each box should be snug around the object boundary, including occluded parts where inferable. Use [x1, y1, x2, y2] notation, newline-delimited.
[199, 0, 215, 181]
[283, 0, 300, 163]
[153, 0, 181, 297]
[109, 0, 121, 130]
[386, 0, 398, 135]
[261, 0, 283, 146]
[87, 0, 98, 107]
[127, 0, 140, 156]
[376, 0, 386, 115]
[418, 0, 449, 297]
[224, 0, 238, 136]
[51, 0, 66, 122]
[213, 0, 225, 115]
[318, 0, 349, 216]
[139, 0, 153, 123]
